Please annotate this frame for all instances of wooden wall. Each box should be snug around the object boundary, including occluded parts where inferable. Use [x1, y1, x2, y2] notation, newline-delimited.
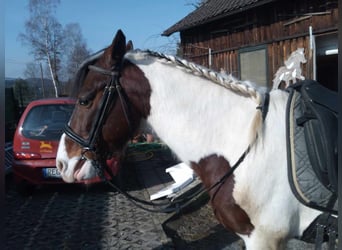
[180, 0, 338, 87]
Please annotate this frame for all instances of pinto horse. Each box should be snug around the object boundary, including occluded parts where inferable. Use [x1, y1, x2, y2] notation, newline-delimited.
[56, 30, 322, 249]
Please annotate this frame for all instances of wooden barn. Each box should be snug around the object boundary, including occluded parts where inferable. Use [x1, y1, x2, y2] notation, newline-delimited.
[163, 0, 338, 91]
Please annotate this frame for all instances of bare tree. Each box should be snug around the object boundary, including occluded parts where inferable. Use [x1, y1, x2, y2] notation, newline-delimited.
[24, 62, 40, 79]
[19, 0, 63, 97]
[62, 23, 91, 81]
[25, 62, 47, 98]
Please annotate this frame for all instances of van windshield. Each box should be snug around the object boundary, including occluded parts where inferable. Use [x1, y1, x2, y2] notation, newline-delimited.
[22, 104, 74, 140]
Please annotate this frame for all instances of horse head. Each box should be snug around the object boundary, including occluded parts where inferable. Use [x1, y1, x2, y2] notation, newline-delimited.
[56, 30, 151, 182]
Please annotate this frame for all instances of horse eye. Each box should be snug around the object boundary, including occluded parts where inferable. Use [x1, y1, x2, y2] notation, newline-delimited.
[78, 90, 96, 107]
[79, 99, 90, 106]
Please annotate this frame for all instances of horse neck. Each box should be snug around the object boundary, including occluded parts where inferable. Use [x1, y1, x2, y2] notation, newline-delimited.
[137, 60, 261, 164]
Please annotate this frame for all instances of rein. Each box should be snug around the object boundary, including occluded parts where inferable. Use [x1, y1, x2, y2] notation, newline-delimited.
[64, 61, 271, 214]
[94, 159, 205, 213]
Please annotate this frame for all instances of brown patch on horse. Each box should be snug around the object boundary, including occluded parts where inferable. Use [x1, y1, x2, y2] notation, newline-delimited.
[64, 135, 82, 159]
[95, 59, 152, 155]
[191, 155, 254, 235]
[120, 60, 151, 118]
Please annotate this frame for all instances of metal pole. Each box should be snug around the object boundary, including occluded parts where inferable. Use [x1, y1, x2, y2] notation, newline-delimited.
[309, 26, 316, 80]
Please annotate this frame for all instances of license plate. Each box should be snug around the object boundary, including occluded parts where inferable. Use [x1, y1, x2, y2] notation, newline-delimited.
[42, 168, 61, 178]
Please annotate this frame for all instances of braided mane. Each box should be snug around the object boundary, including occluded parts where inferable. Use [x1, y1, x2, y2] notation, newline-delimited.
[145, 50, 264, 108]
[126, 50, 267, 145]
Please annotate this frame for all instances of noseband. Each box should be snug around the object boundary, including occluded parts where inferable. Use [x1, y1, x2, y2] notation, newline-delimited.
[64, 64, 132, 161]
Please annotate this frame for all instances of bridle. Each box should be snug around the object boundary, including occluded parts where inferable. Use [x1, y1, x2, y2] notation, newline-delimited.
[64, 64, 132, 164]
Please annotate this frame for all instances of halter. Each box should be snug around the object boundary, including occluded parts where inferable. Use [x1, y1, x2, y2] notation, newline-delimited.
[64, 64, 132, 162]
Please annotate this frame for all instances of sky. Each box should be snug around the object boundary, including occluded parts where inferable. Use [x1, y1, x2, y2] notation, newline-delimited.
[5, 0, 195, 78]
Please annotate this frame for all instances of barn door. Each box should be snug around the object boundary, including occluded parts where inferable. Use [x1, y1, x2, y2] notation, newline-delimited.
[315, 32, 338, 91]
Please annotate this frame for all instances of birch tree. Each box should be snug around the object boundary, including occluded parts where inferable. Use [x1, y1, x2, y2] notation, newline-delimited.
[19, 0, 63, 97]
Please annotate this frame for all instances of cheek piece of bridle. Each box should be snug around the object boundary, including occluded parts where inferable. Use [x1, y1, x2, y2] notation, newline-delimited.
[64, 64, 133, 169]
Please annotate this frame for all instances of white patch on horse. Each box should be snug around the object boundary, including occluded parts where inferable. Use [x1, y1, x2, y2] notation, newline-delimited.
[126, 50, 321, 249]
[56, 134, 96, 182]
[126, 51, 261, 164]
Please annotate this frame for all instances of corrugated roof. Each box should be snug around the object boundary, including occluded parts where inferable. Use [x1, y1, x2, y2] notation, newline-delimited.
[163, 0, 274, 36]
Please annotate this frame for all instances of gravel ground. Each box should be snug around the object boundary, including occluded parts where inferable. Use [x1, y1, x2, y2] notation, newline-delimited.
[4, 146, 327, 249]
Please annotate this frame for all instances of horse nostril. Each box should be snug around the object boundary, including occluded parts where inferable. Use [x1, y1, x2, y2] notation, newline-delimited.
[56, 160, 65, 173]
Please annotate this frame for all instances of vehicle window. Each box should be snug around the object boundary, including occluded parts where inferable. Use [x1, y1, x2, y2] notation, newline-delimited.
[22, 104, 74, 140]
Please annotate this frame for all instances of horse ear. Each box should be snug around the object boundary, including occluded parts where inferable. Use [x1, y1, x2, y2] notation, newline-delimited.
[109, 29, 126, 65]
[126, 40, 134, 51]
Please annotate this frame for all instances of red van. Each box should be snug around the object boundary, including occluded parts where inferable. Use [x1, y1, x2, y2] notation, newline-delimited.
[12, 98, 119, 192]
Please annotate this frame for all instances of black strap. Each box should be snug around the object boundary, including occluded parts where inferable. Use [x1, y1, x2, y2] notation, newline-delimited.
[88, 65, 118, 76]
[211, 146, 251, 202]
[115, 83, 134, 136]
[93, 162, 205, 213]
[262, 92, 270, 121]
[256, 92, 270, 121]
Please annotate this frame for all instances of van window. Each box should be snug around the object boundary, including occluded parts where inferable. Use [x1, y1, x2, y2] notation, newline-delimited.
[22, 104, 74, 140]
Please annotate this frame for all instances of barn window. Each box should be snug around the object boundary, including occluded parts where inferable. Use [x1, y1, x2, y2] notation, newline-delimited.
[239, 45, 268, 88]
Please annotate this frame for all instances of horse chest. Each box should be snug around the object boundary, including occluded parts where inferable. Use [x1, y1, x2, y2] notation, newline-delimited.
[191, 154, 254, 235]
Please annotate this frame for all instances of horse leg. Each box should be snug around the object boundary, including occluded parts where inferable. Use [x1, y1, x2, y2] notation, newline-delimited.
[240, 228, 287, 250]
